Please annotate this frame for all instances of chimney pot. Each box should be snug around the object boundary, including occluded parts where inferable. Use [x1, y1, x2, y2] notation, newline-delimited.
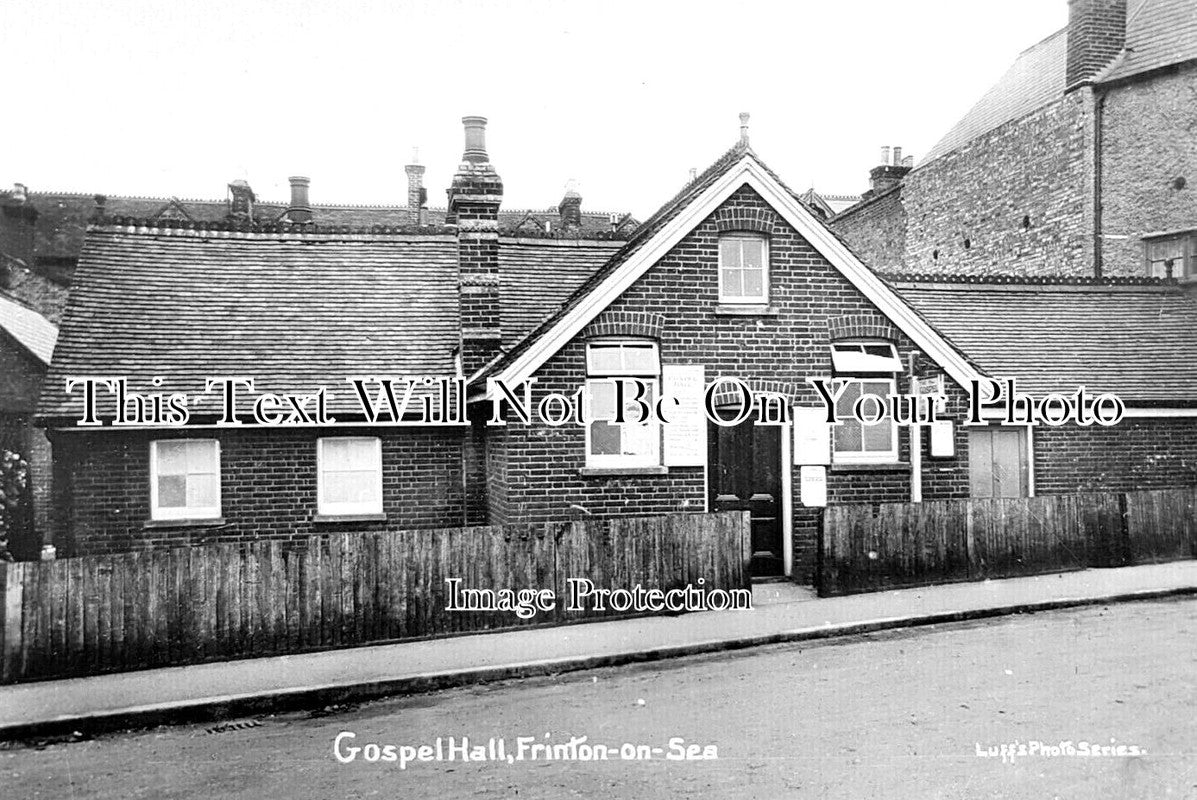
[462, 115, 489, 164]
[10, 183, 27, 204]
[880, 146, 891, 166]
[288, 176, 311, 223]
[892, 146, 903, 165]
[405, 162, 426, 213]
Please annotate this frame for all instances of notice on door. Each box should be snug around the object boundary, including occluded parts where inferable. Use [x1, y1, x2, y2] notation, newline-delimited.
[663, 364, 706, 466]
[800, 465, 827, 507]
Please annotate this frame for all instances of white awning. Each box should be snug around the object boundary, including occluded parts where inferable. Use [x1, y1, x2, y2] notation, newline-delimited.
[830, 342, 902, 373]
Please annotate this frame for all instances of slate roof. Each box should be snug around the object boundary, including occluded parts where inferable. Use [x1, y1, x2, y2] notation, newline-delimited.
[499, 240, 622, 346]
[922, 29, 1068, 165]
[0, 290, 58, 366]
[1098, 0, 1197, 84]
[27, 191, 638, 265]
[38, 228, 463, 420]
[893, 278, 1197, 403]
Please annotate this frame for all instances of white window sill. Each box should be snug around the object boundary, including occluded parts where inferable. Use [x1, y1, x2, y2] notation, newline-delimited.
[313, 513, 388, 523]
[144, 516, 227, 529]
[829, 462, 909, 473]
[715, 303, 778, 316]
[579, 466, 669, 477]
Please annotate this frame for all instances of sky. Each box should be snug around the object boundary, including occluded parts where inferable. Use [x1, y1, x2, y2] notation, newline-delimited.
[3, 0, 1067, 219]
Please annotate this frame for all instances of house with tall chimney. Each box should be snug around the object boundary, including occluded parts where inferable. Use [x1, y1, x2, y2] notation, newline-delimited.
[35, 111, 1197, 584]
[833, 0, 1197, 281]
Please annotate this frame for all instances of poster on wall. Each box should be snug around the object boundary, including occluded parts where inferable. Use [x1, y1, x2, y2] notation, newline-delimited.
[800, 465, 828, 507]
[662, 364, 706, 466]
[793, 406, 832, 465]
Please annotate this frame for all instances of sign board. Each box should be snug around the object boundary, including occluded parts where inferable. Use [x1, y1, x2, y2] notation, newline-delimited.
[930, 420, 955, 457]
[916, 375, 943, 396]
[800, 465, 827, 507]
[793, 407, 831, 466]
[662, 364, 706, 466]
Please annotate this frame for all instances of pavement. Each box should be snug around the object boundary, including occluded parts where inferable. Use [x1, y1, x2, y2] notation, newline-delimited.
[1, 561, 1195, 741]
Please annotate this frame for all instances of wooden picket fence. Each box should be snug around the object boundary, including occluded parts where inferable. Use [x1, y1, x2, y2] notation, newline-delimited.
[0, 511, 750, 684]
[819, 487, 1197, 596]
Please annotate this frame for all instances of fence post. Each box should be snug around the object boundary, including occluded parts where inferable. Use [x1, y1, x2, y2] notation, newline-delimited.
[2, 562, 24, 683]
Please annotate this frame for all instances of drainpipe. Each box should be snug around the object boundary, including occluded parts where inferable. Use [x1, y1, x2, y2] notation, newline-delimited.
[1093, 89, 1106, 280]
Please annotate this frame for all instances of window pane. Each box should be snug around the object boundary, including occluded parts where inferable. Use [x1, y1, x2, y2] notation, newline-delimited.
[863, 421, 893, 451]
[591, 420, 622, 454]
[589, 381, 616, 420]
[835, 381, 861, 417]
[186, 440, 215, 473]
[158, 474, 186, 507]
[323, 473, 358, 505]
[721, 268, 741, 297]
[621, 345, 659, 374]
[720, 238, 741, 268]
[587, 345, 623, 374]
[740, 239, 763, 269]
[742, 268, 763, 298]
[836, 420, 863, 451]
[156, 441, 188, 475]
[187, 473, 218, 508]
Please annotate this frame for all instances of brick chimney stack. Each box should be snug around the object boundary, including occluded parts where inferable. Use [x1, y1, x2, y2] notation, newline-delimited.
[405, 149, 426, 224]
[559, 180, 582, 230]
[868, 145, 912, 195]
[227, 180, 255, 223]
[287, 176, 312, 223]
[1066, 0, 1126, 90]
[448, 116, 505, 377]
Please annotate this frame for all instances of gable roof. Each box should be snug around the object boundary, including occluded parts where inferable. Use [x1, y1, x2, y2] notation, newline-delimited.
[499, 239, 622, 346]
[0, 291, 57, 366]
[1098, 0, 1197, 84]
[893, 278, 1197, 404]
[922, 29, 1068, 165]
[475, 143, 984, 397]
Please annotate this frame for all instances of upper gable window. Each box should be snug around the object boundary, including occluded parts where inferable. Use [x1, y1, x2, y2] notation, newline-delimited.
[719, 233, 769, 304]
[1145, 232, 1196, 279]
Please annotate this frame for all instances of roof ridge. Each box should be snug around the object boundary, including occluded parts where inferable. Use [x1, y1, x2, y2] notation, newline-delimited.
[882, 271, 1180, 287]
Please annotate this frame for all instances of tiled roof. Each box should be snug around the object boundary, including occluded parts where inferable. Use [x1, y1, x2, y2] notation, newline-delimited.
[499, 239, 622, 346]
[1098, 0, 1197, 84]
[0, 291, 57, 366]
[38, 228, 462, 419]
[893, 279, 1197, 402]
[28, 192, 638, 264]
[922, 29, 1068, 165]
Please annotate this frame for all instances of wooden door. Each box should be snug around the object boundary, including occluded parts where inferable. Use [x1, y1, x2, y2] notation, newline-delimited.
[708, 416, 783, 577]
[969, 427, 1029, 498]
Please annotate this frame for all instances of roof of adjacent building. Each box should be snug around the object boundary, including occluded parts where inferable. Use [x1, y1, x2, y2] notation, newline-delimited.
[1097, 0, 1197, 83]
[921, 29, 1068, 165]
[36, 225, 612, 420]
[922, 0, 1197, 166]
[893, 277, 1197, 403]
[0, 290, 58, 366]
[27, 191, 639, 265]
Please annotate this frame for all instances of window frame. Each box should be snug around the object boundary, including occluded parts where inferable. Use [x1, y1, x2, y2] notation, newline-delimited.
[316, 436, 384, 517]
[1144, 231, 1197, 279]
[830, 377, 900, 465]
[584, 340, 661, 468]
[718, 233, 770, 304]
[149, 439, 222, 521]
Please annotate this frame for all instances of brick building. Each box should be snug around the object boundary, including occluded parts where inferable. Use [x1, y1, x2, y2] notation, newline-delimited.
[37, 114, 1197, 584]
[833, 0, 1197, 282]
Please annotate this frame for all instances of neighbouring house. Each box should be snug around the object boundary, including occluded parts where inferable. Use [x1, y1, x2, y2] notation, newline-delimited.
[1, 185, 59, 558]
[36, 114, 1197, 585]
[832, 0, 1197, 281]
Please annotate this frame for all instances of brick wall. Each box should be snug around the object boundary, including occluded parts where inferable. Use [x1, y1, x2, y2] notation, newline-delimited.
[51, 426, 467, 556]
[488, 186, 976, 584]
[829, 187, 906, 273]
[1099, 63, 1197, 275]
[1034, 417, 1197, 493]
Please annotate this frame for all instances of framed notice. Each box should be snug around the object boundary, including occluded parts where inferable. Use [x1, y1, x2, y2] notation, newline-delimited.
[930, 420, 955, 458]
[662, 364, 706, 466]
[800, 465, 827, 507]
[793, 406, 831, 465]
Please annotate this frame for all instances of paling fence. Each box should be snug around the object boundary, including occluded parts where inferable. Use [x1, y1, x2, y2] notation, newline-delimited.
[819, 487, 1197, 596]
[0, 511, 750, 684]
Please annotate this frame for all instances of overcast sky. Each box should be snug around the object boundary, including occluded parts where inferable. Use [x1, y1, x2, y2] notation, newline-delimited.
[4, 0, 1066, 218]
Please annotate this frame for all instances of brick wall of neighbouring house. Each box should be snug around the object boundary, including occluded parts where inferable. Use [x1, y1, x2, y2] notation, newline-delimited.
[489, 185, 977, 585]
[901, 92, 1095, 276]
[1033, 417, 1197, 493]
[0, 339, 50, 556]
[1099, 63, 1197, 276]
[50, 426, 468, 556]
[829, 187, 906, 273]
